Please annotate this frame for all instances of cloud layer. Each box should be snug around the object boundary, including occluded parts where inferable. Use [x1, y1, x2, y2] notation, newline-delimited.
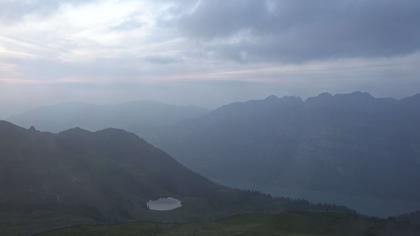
[0, 0, 419, 114]
[178, 0, 420, 62]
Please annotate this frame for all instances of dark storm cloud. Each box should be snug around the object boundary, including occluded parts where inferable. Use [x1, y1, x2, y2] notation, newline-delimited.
[177, 0, 420, 62]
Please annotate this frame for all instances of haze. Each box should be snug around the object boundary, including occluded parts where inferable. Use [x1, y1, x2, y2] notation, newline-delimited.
[3, 1, 420, 235]
[1, 0, 420, 117]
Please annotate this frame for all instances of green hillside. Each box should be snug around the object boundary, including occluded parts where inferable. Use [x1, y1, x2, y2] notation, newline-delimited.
[40, 211, 420, 236]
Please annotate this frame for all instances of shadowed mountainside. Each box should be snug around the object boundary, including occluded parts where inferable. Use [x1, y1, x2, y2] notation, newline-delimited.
[398, 211, 420, 226]
[147, 92, 420, 217]
[5, 92, 420, 217]
[0, 121, 349, 235]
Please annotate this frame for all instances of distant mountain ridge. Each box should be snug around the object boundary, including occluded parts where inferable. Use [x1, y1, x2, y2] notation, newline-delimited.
[147, 92, 420, 217]
[7, 100, 208, 133]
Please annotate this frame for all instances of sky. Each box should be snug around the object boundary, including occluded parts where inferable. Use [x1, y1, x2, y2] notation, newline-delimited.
[1, 0, 420, 116]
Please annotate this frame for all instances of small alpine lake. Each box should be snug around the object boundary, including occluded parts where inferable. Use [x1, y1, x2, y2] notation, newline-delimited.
[147, 197, 182, 211]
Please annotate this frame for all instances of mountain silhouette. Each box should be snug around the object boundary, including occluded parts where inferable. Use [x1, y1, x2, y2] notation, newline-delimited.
[7, 101, 208, 133]
[148, 92, 420, 217]
[0, 120, 348, 235]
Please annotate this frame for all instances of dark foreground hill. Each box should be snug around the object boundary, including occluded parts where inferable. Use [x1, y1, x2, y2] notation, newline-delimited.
[398, 211, 420, 226]
[40, 211, 420, 236]
[148, 92, 420, 217]
[0, 121, 348, 235]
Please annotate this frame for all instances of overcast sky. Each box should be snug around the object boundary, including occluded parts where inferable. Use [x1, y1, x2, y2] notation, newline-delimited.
[1, 0, 420, 116]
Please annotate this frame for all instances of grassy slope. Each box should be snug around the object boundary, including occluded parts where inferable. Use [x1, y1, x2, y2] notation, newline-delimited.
[39, 211, 420, 236]
[0, 121, 354, 235]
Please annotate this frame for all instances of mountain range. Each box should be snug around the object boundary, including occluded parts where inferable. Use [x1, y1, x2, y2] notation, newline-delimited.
[6, 92, 420, 217]
[7, 101, 207, 134]
[0, 120, 345, 235]
[147, 92, 420, 217]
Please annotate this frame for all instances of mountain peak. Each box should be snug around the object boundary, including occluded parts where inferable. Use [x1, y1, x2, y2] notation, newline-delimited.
[307, 91, 374, 104]
[96, 127, 140, 140]
[0, 120, 16, 127]
[0, 120, 26, 132]
[340, 91, 373, 99]
[318, 92, 333, 97]
[265, 95, 279, 101]
[28, 126, 37, 132]
[264, 95, 303, 105]
[59, 127, 92, 136]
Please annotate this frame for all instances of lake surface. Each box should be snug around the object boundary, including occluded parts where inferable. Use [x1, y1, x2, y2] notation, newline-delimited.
[260, 186, 420, 217]
[147, 197, 182, 211]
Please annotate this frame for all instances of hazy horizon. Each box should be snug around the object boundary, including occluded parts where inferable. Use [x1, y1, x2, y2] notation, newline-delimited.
[1, 0, 420, 117]
[2, 89, 420, 119]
